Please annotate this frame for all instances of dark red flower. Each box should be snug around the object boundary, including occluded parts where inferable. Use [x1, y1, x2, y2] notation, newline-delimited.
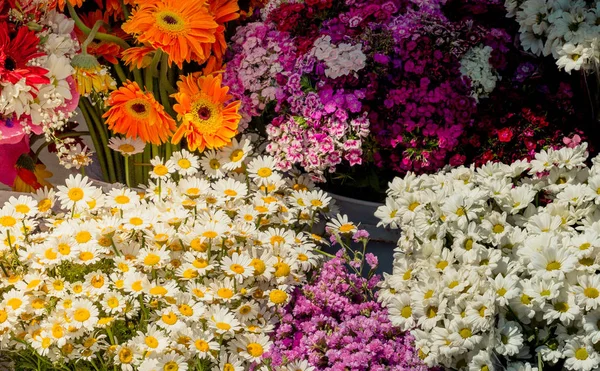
[498, 127, 513, 143]
[0, 23, 49, 86]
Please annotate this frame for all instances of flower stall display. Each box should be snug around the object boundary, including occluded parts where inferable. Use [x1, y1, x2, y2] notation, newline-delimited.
[224, 0, 596, 199]
[376, 143, 600, 370]
[0, 1, 81, 191]
[0, 138, 342, 371]
[66, 0, 242, 187]
[264, 244, 429, 371]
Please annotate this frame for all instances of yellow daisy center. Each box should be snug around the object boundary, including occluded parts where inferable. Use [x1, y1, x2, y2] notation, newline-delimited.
[230, 149, 244, 162]
[401, 306, 412, 318]
[247, 342, 264, 357]
[115, 195, 130, 205]
[15, 204, 30, 214]
[153, 164, 169, 176]
[118, 144, 136, 153]
[230, 264, 245, 274]
[216, 322, 231, 331]
[269, 289, 288, 304]
[68, 188, 84, 201]
[257, 167, 272, 178]
[74, 308, 91, 322]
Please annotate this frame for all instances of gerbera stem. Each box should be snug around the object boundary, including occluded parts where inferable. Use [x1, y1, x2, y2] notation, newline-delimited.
[82, 99, 117, 183]
[119, 0, 131, 20]
[124, 155, 131, 188]
[67, 3, 131, 50]
[159, 53, 176, 95]
[82, 21, 104, 55]
[145, 50, 162, 92]
[79, 102, 110, 181]
[112, 63, 128, 85]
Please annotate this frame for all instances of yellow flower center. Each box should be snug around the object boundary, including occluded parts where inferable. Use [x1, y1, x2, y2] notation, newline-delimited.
[150, 286, 168, 296]
[202, 230, 218, 239]
[274, 262, 291, 277]
[177, 158, 191, 169]
[107, 298, 119, 308]
[216, 322, 231, 331]
[75, 231, 92, 243]
[90, 276, 104, 288]
[408, 202, 419, 211]
[230, 264, 245, 274]
[401, 306, 412, 318]
[269, 289, 288, 304]
[38, 199, 52, 212]
[217, 288, 234, 299]
[298, 253, 308, 261]
[554, 302, 569, 313]
[546, 261, 561, 271]
[119, 348, 133, 363]
[68, 188, 84, 201]
[436, 261, 449, 270]
[144, 253, 161, 266]
[162, 312, 178, 325]
[338, 223, 355, 233]
[257, 167, 272, 178]
[45, 248, 58, 260]
[230, 149, 244, 162]
[195, 339, 210, 352]
[7, 298, 22, 310]
[585, 288, 600, 299]
[251, 259, 266, 275]
[115, 195, 130, 205]
[179, 304, 193, 316]
[153, 164, 169, 176]
[74, 308, 91, 322]
[15, 204, 30, 214]
[426, 306, 438, 318]
[126, 99, 150, 119]
[576, 348, 589, 360]
[493, 224, 505, 233]
[130, 217, 143, 226]
[497, 288, 507, 296]
[145, 336, 159, 349]
[186, 98, 224, 134]
[224, 189, 238, 197]
[118, 144, 136, 153]
[0, 310, 7, 323]
[247, 343, 264, 357]
[521, 294, 531, 305]
[455, 207, 465, 216]
[224, 364, 235, 371]
[209, 158, 220, 170]
[459, 328, 472, 339]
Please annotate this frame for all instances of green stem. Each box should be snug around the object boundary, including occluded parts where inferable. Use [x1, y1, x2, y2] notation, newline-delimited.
[124, 155, 131, 188]
[314, 249, 336, 259]
[119, 0, 130, 20]
[159, 52, 176, 95]
[145, 50, 162, 92]
[82, 21, 104, 54]
[82, 99, 116, 182]
[142, 145, 151, 185]
[133, 153, 143, 187]
[132, 68, 144, 87]
[113, 63, 128, 85]
[79, 103, 109, 181]
[67, 3, 130, 50]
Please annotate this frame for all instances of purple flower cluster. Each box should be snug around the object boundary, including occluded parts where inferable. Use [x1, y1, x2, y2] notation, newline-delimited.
[264, 251, 428, 371]
[224, 0, 512, 181]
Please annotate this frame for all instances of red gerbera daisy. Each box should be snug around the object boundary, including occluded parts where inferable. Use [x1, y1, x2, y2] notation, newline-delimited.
[0, 23, 49, 86]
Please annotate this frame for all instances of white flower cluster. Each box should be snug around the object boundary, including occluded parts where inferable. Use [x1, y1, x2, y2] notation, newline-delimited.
[507, 0, 600, 72]
[377, 143, 600, 371]
[460, 45, 499, 100]
[0, 138, 336, 371]
[0, 10, 79, 140]
[311, 35, 367, 79]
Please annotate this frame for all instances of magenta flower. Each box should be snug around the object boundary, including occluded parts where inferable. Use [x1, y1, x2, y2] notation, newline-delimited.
[0, 135, 30, 187]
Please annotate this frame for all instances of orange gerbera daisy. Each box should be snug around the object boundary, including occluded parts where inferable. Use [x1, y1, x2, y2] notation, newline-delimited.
[122, 0, 219, 67]
[103, 81, 176, 145]
[171, 74, 241, 152]
[208, 0, 240, 60]
[121, 46, 156, 70]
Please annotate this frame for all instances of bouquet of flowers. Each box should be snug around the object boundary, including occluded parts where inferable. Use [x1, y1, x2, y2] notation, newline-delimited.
[264, 244, 428, 371]
[224, 0, 515, 186]
[66, 0, 242, 187]
[0, 0, 81, 191]
[376, 143, 600, 370]
[0, 138, 339, 371]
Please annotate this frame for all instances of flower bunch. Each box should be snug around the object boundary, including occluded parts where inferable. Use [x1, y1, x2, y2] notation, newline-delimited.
[264, 244, 428, 371]
[66, 0, 242, 186]
[508, 0, 600, 73]
[225, 0, 512, 183]
[0, 1, 81, 189]
[0, 138, 336, 371]
[376, 143, 600, 370]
